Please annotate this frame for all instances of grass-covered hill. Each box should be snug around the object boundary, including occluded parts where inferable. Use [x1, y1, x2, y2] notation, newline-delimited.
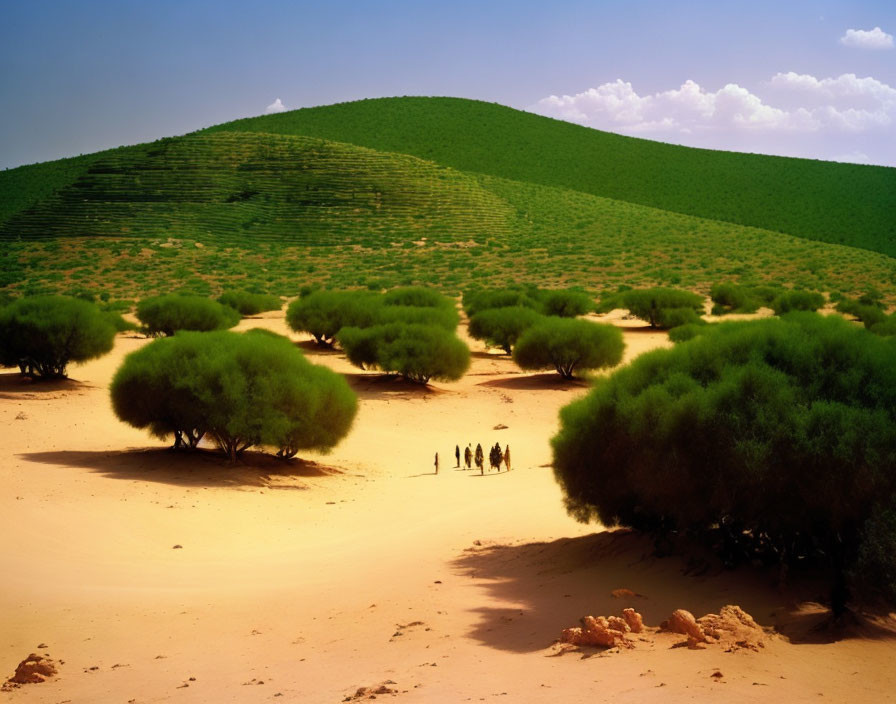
[203, 97, 896, 257]
[0, 96, 894, 301]
[0, 132, 515, 247]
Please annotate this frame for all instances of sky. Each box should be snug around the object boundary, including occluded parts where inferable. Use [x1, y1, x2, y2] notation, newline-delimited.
[1, 0, 894, 169]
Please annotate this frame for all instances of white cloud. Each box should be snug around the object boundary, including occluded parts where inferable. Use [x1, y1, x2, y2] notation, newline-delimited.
[265, 98, 286, 114]
[532, 73, 896, 165]
[839, 27, 894, 50]
[534, 73, 895, 135]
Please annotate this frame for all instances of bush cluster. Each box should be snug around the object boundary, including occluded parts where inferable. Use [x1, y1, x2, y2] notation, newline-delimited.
[137, 294, 240, 336]
[709, 283, 780, 315]
[599, 287, 704, 329]
[552, 313, 896, 612]
[468, 306, 543, 354]
[513, 318, 624, 379]
[338, 323, 470, 383]
[463, 286, 593, 319]
[111, 330, 357, 460]
[771, 289, 825, 315]
[0, 295, 117, 378]
[289, 287, 469, 384]
[217, 290, 282, 316]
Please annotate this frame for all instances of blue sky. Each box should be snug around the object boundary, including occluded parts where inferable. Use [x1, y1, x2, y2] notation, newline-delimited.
[1, 0, 894, 169]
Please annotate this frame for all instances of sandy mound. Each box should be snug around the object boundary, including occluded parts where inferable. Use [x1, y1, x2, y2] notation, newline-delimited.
[698, 604, 768, 651]
[560, 609, 645, 649]
[344, 679, 399, 700]
[561, 605, 766, 652]
[4, 652, 58, 687]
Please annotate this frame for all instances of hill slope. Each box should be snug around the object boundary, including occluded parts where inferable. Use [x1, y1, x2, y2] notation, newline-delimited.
[202, 97, 896, 257]
[0, 132, 515, 246]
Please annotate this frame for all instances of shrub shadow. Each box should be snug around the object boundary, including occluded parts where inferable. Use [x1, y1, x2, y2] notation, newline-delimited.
[478, 373, 590, 391]
[448, 530, 895, 653]
[0, 371, 95, 398]
[295, 339, 342, 355]
[344, 372, 448, 399]
[19, 448, 344, 488]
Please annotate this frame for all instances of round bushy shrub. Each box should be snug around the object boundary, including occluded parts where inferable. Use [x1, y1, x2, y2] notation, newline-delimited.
[513, 318, 624, 378]
[137, 295, 239, 336]
[771, 289, 825, 315]
[552, 313, 896, 613]
[870, 316, 896, 337]
[110, 330, 357, 460]
[0, 295, 117, 378]
[710, 282, 764, 315]
[338, 323, 470, 384]
[537, 289, 594, 317]
[468, 306, 544, 353]
[286, 290, 378, 346]
[619, 288, 704, 328]
[835, 298, 887, 329]
[218, 290, 282, 316]
[382, 286, 452, 310]
[375, 303, 459, 330]
[463, 288, 539, 317]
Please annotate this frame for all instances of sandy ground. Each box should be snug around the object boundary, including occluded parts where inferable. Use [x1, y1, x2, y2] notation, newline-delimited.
[1, 310, 894, 703]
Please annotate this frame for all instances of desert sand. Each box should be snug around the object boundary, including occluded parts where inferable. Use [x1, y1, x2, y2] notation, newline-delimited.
[1, 310, 894, 703]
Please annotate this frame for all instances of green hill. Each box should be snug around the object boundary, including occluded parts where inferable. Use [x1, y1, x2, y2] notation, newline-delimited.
[0, 96, 894, 301]
[0, 131, 515, 246]
[202, 97, 896, 258]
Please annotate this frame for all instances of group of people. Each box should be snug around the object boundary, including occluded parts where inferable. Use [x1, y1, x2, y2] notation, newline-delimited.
[459, 442, 511, 474]
[432, 443, 512, 475]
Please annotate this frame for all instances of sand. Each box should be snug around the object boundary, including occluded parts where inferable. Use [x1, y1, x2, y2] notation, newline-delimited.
[1, 311, 893, 703]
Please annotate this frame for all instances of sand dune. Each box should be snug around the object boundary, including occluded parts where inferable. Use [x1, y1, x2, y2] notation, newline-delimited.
[1, 312, 893, 702]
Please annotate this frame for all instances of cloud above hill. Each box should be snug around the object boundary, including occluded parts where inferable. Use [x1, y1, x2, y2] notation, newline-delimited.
[265, 98, 286, 114]
[532, 73, 895, 164]
[839, 27, 893, 50]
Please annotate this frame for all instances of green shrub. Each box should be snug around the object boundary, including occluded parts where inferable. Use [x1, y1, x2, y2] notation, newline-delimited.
[110, 330, 357, 460]
[137, 295, 239, 336]
[0, 295, 116, 378]
[468, 306, 544, 353]
[617, 288, 704, 328]
[537, 289, 594, 317]
[655, 307, 705, 329]
[668, 323, 707, 343]
[771, 289, 825, 315]
[463, 288, 539, 317]
[552, 313, 896, 613]
[710, 282, 764, 315]
[835, 298, 887, 329]
[382, 286, 452, 309]
[870, 316, 896, 337]
[513, 318, 624, 378]
[338, 323, 470, 383]
[375, 303, 459, 330]
[286, 290, 378, 345]
[218, 290, 282, 316]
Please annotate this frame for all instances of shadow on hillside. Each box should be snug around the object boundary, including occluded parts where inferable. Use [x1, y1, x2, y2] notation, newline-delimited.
[477, 373, 590, 391]
[19, 448, 344, 488]
[344, 372, 448, 399]
[449, 530, 896, 653]
[0, 371, 95, 398]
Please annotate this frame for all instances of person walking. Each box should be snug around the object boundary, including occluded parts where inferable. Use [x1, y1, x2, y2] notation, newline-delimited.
[504, 444, 511, 472]
[455, 444, 460, 468]
[475, 443, 484, 474]
[434, 452, 439, 475]
[464, 444, 472, 469]
[489, 443, 502, 472]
